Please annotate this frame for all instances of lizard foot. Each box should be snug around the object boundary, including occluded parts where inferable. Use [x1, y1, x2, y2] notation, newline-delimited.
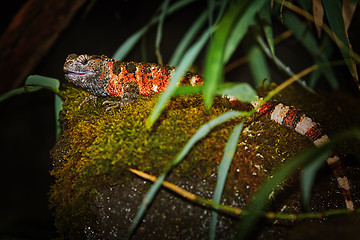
[79, 94, 97, 109]
[102, 81, 140, 111]
[102, 100, 126, 111]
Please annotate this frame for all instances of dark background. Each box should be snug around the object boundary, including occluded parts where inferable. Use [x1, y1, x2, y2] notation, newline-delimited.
[0, 1, 210, 239]
[0, 0, 359, 239]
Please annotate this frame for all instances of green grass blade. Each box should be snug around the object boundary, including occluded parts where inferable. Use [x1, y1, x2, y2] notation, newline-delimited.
[235, 143, 333, 239]
[323, 0, 356, 78]
[112, 26, 150, 61]
[140, 34, 148, 62]
[309, 38, 334, 88]
[146, 25, 214, 128]
[204, 0, 267, 109]
[1, 74, 61, 103]
[54, 93, 64, 141]
[297, 0, 311, 12]
[168, 0, 229, 67]
[309, 67, 322, 88]
[236, 128, 360, 239]
[235, 127, 360, 239]
[82, 0, 99, 17]
[27, 75, 63, 140]
[213, 0, 230, 25]
[247, 44, 271, 86]
[112, 0, 196, 60]
[204, 1, 247, 109]
[177, 80, 260, 101]
[0, 88, 28, 102]
[255, 35, 315, 93]
[209, 122, 244, 240]
[301, 150, 329, 210]
[208, 0, 215, 34]
[26, 75, 60, 92]
[168, 11, 207, 66]
[258, 2, 274, 56]
[281, 11, 316, 54]
[169, 110, 247, 167]
[155, 0, 170, 64]
[173, 85, 203, 95]
[282, 11, 338, 89]
[127, 174, 166, 236]
[0, 75, 63, 140]
[216, 83, 258, 103]
[243, 36, 271, 86]
[130, 110, 246, 236]
[222, 0, 268, 63]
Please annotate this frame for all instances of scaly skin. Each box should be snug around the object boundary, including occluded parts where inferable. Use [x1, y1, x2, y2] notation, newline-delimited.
[64, 53, 354, 210]
[252, 99, 354, 210]
[64, 54, 202, 110]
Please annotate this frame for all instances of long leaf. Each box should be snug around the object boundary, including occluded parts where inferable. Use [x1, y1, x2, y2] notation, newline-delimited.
[256, 35, 316, 93]
[243, 35, 271, 86]
[322, 0, 357, 80]
[301, 150, 329, 210]
[222, 0, 268, 63]
[113, 27, 150, 61]
[204, 0, 267, 109]
[168, 11, 207, 66]
[216, 83, 258, 103]
[236, 143, 332, 239]
[112, 0, 195, 60]
[130, 110, 246, 236]
[26, 75, 63, 140]
[258, 2, 275, 56]
[168, 0, 229, 67]
[173, 85, 203, 95]
[54, 94, 64, 141]
[155, 0, 170, 64]
[146, 25, 214, 128]
[209, 122, 244, 240]
[282, 11, 338, 89]
[236, 128, 360, 239]
[169, 111, 247, 167]
[0, 87, 33, 103]
[25, 75, 60, 91]
[0, 75, 61, 103]
[204, 1, 247, 109]
[0, 75, 63, 140]
[309, 38, 333, 88]
[127, 174, 166, 238]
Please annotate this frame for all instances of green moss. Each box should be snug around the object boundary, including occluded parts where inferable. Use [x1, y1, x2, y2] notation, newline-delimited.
[50, 85, 250, 237]
[50, 84, 359, 238]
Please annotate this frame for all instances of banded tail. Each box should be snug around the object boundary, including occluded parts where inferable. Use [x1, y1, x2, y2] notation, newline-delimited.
[252, 99, 354, 211]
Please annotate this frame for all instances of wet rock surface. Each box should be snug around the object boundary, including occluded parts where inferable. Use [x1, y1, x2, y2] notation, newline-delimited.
[85, 177, 240, 239]
[49, 85, 360, 239]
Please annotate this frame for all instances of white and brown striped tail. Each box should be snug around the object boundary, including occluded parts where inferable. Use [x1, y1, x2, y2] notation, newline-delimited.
[252, 99, 354, 211]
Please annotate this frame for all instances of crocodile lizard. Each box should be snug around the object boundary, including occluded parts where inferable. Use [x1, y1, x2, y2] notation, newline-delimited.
[63, 53, 354, 211]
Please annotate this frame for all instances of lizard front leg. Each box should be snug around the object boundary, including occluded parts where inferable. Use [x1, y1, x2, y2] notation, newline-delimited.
[102, 81, 140, 111]
[79, 94, 98, 109]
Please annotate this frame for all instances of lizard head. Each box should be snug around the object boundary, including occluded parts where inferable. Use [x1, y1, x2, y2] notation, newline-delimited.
[64, 54, 113, 96]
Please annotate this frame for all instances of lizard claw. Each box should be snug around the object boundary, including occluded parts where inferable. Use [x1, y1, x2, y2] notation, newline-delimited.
[102, 100, 125, 111]
[79, 95, 97, 109]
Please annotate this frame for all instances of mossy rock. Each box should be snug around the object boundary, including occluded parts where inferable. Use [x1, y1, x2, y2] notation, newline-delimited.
[49, 84, 360, 239]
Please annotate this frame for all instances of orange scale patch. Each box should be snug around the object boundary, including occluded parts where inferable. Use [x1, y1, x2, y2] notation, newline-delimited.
[106, 62, 124, 97]
[136, 64, 152, 96]
[305, 124, 324, 142]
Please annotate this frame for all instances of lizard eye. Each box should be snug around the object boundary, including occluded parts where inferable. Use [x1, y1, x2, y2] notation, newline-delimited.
[78, 55, 89, 65]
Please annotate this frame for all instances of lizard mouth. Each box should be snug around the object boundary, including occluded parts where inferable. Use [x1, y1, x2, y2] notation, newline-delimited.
[64, 69, 88, 76]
